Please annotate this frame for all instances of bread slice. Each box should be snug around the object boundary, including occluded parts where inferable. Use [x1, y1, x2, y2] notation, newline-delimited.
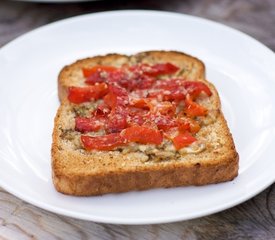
[52, 51, 238, 196]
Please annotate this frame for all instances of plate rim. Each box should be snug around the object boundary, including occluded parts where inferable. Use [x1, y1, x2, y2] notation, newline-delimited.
[0, 10, 275, 225]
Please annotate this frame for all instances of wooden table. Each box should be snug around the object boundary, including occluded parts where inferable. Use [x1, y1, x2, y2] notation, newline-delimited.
[1, 0, 275, 239]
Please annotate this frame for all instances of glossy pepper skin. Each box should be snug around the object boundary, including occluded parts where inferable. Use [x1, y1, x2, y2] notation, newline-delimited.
[68, 62, 212, 150]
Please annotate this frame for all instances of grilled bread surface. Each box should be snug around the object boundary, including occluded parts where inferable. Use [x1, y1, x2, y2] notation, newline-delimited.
[52, 51, 238, 196]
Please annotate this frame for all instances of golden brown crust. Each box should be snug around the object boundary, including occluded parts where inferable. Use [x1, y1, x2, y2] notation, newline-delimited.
[52, 50, 239, 196]
[52, 154, 238, 196]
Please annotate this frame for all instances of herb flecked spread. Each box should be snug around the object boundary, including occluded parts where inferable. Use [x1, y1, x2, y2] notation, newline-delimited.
[66, 63, 214, 159]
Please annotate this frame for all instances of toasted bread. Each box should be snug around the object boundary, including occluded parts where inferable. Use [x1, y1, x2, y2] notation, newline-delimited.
[52, 51, 238, 196]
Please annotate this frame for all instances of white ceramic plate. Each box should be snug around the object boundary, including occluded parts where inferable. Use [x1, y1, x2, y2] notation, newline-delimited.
[0, 10, 275, 225]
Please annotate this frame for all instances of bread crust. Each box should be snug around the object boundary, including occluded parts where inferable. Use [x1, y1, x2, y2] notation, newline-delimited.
[52, 51, 238, 196]
[53, 159, 238, 196]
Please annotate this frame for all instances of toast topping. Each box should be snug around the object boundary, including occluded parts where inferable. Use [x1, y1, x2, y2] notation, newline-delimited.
[67, 63, 213, 152]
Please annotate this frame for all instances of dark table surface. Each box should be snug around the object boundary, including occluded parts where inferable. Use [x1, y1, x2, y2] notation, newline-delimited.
[0, 0, 275, 239]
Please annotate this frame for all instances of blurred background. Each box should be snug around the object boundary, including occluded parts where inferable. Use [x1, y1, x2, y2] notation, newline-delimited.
[1, 0, 275, 51]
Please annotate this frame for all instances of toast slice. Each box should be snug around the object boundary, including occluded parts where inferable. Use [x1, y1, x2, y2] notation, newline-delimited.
[52, 51, 238, 196]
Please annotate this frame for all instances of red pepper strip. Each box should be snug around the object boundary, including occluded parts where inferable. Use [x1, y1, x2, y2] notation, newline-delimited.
[103, 85, 129, 109]
[81, 133, 127, 151]
[177, 118, 201, 133]
[94, 102, 111, 116]
[75, 116, 105, 133]
[130, 63, 179, 77]
[131, 98, 176, 116]
[149, 114, 177, 131]
[67, 83, 108, 104]
[172, 132, 197, 150]
[122, 125, 163, 145]
[105, 110, 128, 133]
[127, 107, 148, 126]
[184, 95, 208, 117]
[82, 65, 117, 78]
[145, 63, 179, 77]
[183, 81, 212, 99]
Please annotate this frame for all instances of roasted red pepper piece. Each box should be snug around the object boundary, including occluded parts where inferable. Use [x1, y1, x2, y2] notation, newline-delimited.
[177, 117, 201, 133]
[103, 85, 129, 109]
[84, 66, 119, 85]
[108, 70, 130, 89]
[94, 102, 111, 116]
[183, 81, 212, 99]
[130, 63, 179, 77]
[83, 65, 117, 78]
[184, 95, 208, 117]
[127, 107, 148, 126]
[106, 109, 128, 133]
[150, 101, 176, 116]
[148, 89, 185, 101]
[149, 79, 186, 101]
[172, 132, 197, 150]
[122, 126, 163, 145]
[131, 98, 176, 116]
[146, 63, 179, 76]
[75, 116, 105, 133]
[130, 98, 149, 109]
[81, 133, 127, 151]
[68, 83, 108, 104]
[149, 114, 177, 131]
